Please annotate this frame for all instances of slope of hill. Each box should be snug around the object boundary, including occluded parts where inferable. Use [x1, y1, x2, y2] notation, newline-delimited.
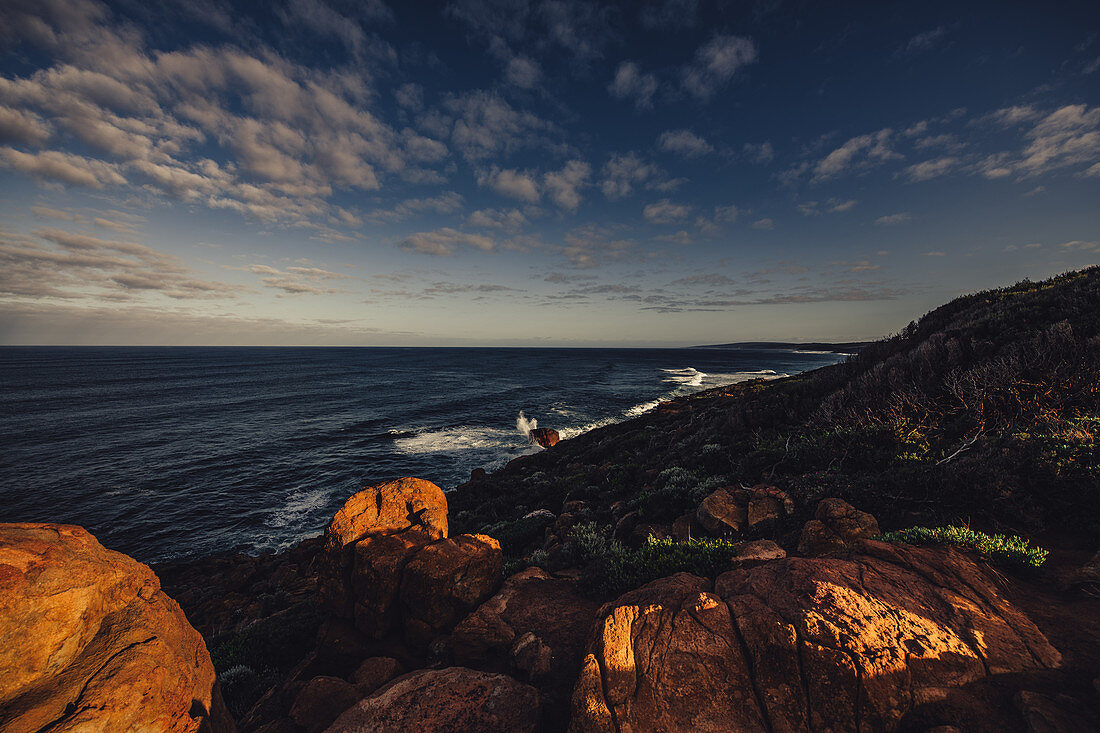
[452, 267, 1100, 551]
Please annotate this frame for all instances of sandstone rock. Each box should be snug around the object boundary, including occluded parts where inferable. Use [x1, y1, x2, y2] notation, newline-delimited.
[570, 543, 1061, 732]
[612, 511, 638, 543]
[730, 539, 786, 567]
[1014, 690, 1100, 732]
[400, 534, 502, 648]
[327, 668, 540, 733]
[797, 497, 880, 555]
[470, 467, 488, 481]
[1067, 549, 1100, 592]
[0, 523, 233, 733]
[322, 478, 449, 617]
[289, 676, 359, 733]
[325, 477, 448, 550]
[352, 657, 404, 696]
[695, 488, 746, 535]
[530, 427, 560, 448]
[630, 521, 669, 545]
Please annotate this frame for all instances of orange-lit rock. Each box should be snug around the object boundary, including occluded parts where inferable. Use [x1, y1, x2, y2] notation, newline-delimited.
[797, 497, 880, 555]
[0, 523, 233, 733]
[569, 544, 1061, 732]
[530, 427, 560, 448]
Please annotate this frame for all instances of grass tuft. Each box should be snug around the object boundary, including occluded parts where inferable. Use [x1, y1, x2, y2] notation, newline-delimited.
[877, 525, 1048, 569]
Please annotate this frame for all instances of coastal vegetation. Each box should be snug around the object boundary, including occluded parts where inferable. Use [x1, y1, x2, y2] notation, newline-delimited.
[877, 525, 1049, 569]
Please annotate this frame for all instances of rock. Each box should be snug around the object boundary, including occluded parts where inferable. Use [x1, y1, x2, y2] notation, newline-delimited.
[612, 511, 638, 543]
[797, 497, 880, 555]
[322, 478, 449, 617]
[400, 534, 503, 648]
[324, 477, 448, 550]
[530, 427, 560, 448]
[0, 523, 233, 733]
[745, 485, 794, 527]
[327, 668, 540, 733]
[1067, 549, 1100, 591]
[349, 529, 433, 637]
[470, 467, 488, 481]
[630, 521, 669, 546]
[288, 676, 360, 733]
[1014, 690, 1100, 732]
[570, 543, 1061, 732]
[450, 567, 597, 727]
[352, 657, 404, 696]
[695, 488, 746, 535]
[671, 512, 704, 541]
[729, 539, 786, 567]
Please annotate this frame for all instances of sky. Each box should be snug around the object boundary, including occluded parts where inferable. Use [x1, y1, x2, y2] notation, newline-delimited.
[0, 0, 1098, 346]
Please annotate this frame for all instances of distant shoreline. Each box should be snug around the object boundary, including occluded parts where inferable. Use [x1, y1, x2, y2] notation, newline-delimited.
[692, 341, 873, 353]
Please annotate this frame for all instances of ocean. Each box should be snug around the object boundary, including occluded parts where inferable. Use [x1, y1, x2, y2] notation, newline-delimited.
[0, 346, 846, 562]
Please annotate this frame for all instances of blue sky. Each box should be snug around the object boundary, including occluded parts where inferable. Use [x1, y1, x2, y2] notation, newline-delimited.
[0, 0, 1097, 345]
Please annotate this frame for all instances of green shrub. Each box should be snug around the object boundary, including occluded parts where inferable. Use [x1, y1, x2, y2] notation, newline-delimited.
[603, 537, 740, 595]
[209, 602, 322, 673]
[876, 525, 1048, 569]
[632, 467, 725, 520]
[481, 512, 555, 555]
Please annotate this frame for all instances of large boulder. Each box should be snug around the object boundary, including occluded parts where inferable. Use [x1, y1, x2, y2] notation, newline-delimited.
[0, 523, 234, 733]
[400, 534, 502, 648]
[569, 542, 1061, 732]
[695, 488, 746, 534]
[321, 477, 448, 620]
[450, 568, 598, 727]
[326, 667, 540, 733]
[797, 497, 880, 555]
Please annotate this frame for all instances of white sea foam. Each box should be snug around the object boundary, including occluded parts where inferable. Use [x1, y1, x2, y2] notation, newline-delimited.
[516, 410, 538, 439]
[661, 367, 707, 387]
[393, 425, 521, 455]
[267, 486, 332, 530]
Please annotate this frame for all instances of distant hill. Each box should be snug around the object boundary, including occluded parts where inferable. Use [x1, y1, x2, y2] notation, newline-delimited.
[693, 341, 873, 353]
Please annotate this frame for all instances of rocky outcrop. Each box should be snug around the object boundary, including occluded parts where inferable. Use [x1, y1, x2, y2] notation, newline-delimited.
[530, 428, 561, 448]
[400, 534, 502, 648]
[695, 484, 794, 536]
[327, 667, 540, 733]
[570, 542, 1061, 732]
[450, 567, 598, 726]
[0, 523, 234, 733]
[797, 497, 881, 555]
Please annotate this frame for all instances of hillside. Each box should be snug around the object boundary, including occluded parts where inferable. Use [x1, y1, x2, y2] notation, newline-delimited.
[452, 267, 1100, 558]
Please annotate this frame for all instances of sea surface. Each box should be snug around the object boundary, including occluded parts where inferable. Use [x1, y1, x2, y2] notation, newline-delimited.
[0, 346, 846, 562]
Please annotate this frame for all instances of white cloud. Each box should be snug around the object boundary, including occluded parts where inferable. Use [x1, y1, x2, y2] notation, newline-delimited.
[505, 56, 541, 89]
[445, 90, 556, 161]
[477, 167, 541, 202]
[682, 35, 757, 100]
[875, 212, 911, 225]
[904, 156, 958, 181]
[643, 198, 691, 223]
[657, 129, 713, 157]
[0, 146, 126, 188]
[400, 228, 497, 256]
[743, 141, 774, 164]
[609, 62, 658, 110]
[543, 159, 591, 211]
[600, 152, 657, 199]
[811, 129, 899, 182]
[751, 218, 774, 230]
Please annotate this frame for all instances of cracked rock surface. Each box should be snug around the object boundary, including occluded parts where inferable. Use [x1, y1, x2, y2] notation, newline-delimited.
[569, 540, 1061, 732]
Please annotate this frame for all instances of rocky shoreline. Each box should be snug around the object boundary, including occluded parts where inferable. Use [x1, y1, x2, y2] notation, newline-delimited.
[3, 268, 1100, 732]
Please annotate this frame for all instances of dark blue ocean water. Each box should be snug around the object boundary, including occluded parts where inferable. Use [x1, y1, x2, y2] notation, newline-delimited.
[0, 347, 845, 562]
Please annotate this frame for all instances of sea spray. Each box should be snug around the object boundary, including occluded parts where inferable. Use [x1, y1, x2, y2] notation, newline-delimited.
[516, 410, 538, 439]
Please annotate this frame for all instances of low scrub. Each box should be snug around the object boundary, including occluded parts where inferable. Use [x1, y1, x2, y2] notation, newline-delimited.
[877, 525, 1048, 569]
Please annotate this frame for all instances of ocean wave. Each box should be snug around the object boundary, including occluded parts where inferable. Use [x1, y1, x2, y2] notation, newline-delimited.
[266, 485, 332, 531]
[661, 367, 707, 387]
[393, 425, 523, 455]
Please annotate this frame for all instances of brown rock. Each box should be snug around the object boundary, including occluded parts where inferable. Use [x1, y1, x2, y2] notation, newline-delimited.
[321, 477, 449, 617]
[797, 497, 880, 555]
[0, 523, 233, 733]
[730, 539, 786, 567]
[671, 512, 704, 541]
[1014, 690, 1100, 732]
[352, 657, 404, 696]
[400, 534, 503, 648]
[288, 676, 359, 733]
[450, 567, 597, 727]
[470, 467, 488, 481]
[570, 544, 1061, 732]
[695, 488, 746, 535]
[324, 477, 448, 551]
[745, 485, 794, 527]
[530, 427, 560, 448]
[630, 521, 669, 545]
[350, 528, 433, 636]
[612, 511, 638, 543]
[327, 668, 540, 733]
